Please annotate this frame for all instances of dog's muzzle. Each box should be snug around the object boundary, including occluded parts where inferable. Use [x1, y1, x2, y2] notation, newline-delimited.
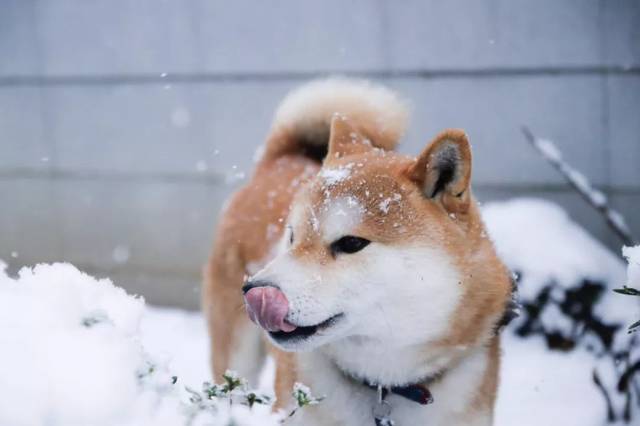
[243, 283, 296, 333]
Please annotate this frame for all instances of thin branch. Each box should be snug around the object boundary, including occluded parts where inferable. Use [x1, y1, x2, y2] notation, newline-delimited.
[522, 126, 637, 247]
[593, 369, 617, 422]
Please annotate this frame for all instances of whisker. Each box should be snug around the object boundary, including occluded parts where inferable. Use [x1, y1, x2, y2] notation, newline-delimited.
[375, 301, 394, 338]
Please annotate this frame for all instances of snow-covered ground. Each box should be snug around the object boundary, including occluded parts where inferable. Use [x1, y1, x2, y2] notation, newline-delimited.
[140, 306, 610, 426]
[1, 198, 638, 425]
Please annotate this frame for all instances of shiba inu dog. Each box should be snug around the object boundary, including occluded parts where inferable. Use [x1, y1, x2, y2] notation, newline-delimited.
[203, 78, 513, 425]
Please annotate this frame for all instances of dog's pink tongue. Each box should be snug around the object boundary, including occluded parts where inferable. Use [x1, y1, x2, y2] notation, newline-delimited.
[244, 287, 296, 333]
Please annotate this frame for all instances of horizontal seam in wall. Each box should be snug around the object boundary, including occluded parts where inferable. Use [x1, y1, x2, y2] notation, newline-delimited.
[1, 171, 639, 194]
[0, 169, 228, 184]
[0, 66, 639, 87]
[73, 264, 203, 281]
[2, 259, 204, 281]
[474, 183, 640, 196]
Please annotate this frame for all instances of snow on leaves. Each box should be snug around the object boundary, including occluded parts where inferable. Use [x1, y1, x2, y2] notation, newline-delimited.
[614, 245, 640, 334]
[285, 382, 325, 420]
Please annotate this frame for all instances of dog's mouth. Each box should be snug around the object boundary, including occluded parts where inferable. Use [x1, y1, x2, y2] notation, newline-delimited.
[269, 313, 344, 343]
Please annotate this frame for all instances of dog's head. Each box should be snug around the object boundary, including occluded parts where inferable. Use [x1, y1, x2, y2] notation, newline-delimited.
[245, 115, 510, 354]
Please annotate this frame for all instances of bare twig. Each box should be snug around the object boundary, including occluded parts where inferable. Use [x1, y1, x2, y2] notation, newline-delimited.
[593, 369, 617, 422]
[522, 126, 637, 247]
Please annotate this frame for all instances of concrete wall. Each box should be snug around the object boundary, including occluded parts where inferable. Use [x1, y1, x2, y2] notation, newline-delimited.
[1, 0, 638, 308]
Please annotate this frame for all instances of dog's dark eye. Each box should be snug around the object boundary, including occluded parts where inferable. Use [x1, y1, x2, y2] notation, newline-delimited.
[330, 236, 371, 255]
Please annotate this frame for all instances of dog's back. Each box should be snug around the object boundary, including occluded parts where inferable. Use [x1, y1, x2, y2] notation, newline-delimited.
[202, 78, 409, 387]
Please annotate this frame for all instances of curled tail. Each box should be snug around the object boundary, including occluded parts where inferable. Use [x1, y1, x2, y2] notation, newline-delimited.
[262, 78, 409, 162]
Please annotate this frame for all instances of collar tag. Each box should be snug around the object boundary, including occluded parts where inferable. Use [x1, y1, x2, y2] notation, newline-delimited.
[375, 415, 395, 426]
[373, 386, 394, 426]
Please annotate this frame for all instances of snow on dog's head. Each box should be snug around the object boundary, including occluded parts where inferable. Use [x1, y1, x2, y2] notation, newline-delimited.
[247, 115, 511, 378]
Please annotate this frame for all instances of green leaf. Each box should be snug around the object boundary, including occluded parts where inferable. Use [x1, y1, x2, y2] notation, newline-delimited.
[222, 370, 246, 393]
[614, 286, 640, 296]
[202, 381, 223, 399]
[136, 363, 156, 380]
[292, 382, 324, 408]
[81, 311, 110, 327]
[245, 392, 271, 408]
[185, 386, 202, 404]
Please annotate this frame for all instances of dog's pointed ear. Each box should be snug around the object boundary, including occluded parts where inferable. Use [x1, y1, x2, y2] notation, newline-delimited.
[406, 129, 472, 213]
[325, 114, 371, 163]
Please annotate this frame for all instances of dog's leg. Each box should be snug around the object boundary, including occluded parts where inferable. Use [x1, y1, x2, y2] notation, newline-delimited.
[203, 248, 266, 385]
[270, 347, 297, 410]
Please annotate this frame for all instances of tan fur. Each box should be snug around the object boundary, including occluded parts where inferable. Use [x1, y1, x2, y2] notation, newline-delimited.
[472, 338, 501, 414]
[269, 77, 408, 154]
[203, 78, 406, 388]
[270, 347, 297, 410]
[202, 153, 319, 381]
[203, 79, 511, 423]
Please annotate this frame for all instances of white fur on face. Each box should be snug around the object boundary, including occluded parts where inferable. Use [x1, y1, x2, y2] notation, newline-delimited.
[320, 196, 364, 243]
[286, 191, 365, 242]
[252, 183, 463, 373]
[252, 238, 463, 363]
[335, 244, 461, 343]
[320, 244, 464, 384]
[250, 252, 349, 351]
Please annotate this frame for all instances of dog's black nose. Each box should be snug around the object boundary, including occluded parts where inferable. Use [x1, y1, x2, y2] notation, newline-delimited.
[242, 280, 278, 294]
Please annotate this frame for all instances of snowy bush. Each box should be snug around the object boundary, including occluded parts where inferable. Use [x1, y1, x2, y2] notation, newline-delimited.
[0, 262, 287, 426]
[484, 199, 640, 422]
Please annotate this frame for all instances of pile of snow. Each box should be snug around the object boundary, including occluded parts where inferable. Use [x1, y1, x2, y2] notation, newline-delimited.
[138, 307, 211, 389]
[483, 198, 637, 345]
[482, 198, 625, 299]
[0, 262, 280, 426]
[115, 305, 625, 426]
[483, 198, 639, 424]
[496, 332, 609, 426]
